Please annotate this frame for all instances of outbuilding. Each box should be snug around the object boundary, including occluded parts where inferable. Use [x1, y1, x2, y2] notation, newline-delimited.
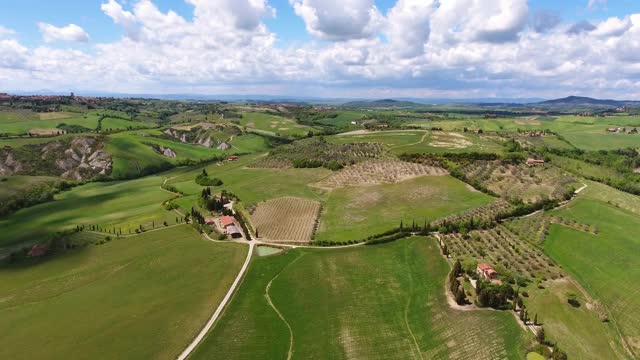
[226, 225, 242, 238]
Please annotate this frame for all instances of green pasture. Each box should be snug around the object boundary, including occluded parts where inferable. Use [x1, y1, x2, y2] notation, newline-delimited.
[238, 112, 315, 137]
[408, 115, 640, 150]
[101, 117, 155, 131]
[193, 238, 529, 359]
[0, 112, 101, 135]
[525, 279, 627, 359]
[546, 199, 640, 358]
[316, 175, 494, 242]
[167, 155, 329, 206]
[579, 180, 640, 215]
[0, 226, 247, 360]
[0, 175, 60, 202]
[0, 173, 176, 247]
[330, 130, 503, 154]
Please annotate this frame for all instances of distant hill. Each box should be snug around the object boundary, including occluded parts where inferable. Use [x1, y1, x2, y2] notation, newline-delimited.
[341, 99, 423, 108]
[535, 96, 640, 108]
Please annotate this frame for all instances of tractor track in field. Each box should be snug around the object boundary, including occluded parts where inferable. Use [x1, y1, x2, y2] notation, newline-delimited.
[264, 252, 307, 360]
[403, 240, 424, 360]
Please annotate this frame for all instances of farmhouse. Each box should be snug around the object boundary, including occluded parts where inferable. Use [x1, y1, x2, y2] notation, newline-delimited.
[28, 244, 49, 257]
[220, 215, 235, 228]
[477, 263, 500, 282]
[226, 225, 242, 238]
[227, 155, 239, 161]
[526, 158, 545, 166]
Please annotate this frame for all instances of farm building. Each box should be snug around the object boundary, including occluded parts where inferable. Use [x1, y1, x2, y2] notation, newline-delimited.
[28, 244, 49, 257]
[226, 225, 242, 238]
[220, 215, 235, 228]
[526, 158, 545, 166]
[205, 217, 216, 225]
[227, 155, 239, 161]
[477, 263, 502, 285]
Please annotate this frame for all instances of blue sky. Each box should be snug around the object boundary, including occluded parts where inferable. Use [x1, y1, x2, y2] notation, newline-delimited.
[2, 0, 638, 47]
[1, 0, 640, 98]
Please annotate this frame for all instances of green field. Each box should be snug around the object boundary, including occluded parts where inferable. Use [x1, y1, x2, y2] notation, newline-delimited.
[525, 279, 628, 359]
[0, 175, 60, 202]
[546, 199, 640, 358]
[408, 115, 640, 150]
[0, 173, 175, 247]
[0, 226, 247, 360]
[101, 117, 155, 131]
[192, 238, 530, 359]
[106, 130, 269, 179]
[167, 154, 330, 206]
[330, 130, 503, 154]
[238, 112, 316, 137]
[316, 175, 494, 242]
[0, 112, 101, 135]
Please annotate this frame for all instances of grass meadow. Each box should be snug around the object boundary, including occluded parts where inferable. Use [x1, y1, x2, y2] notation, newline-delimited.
[546, 199, 640, 358]
[0, 226, 247, 360]
[238, 111, 316, 137]
[525, 279, 628, 359]
[316, 175, 494, 242]
[408, 115, 640, 150]
[0, 173, 175, 247]
[192, 238, 530, 359]
[331, 130, 503, 155]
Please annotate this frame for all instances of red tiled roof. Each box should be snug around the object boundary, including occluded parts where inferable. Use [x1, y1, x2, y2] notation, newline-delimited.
[220, 216, 235, 227]
[477, 263, 493, 271]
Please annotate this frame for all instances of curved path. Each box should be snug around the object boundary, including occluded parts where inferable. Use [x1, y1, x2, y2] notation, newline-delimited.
[177, 240, 254, 360]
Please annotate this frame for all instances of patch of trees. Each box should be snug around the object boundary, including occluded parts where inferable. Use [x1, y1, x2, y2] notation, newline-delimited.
[195, 169, 223, 186]
[449, 260, 468, 305]
[543, 147, 640, 195]
[475, 279, 516, 310]
[56, 123, 92, 133]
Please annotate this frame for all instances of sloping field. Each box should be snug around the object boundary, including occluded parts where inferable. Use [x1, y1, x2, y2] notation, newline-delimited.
[192, 238, 529, 359]
[525, 278, 628, 360]
[0, 226, 247, 360]
[316, 175, 494, 242]
[314, 160, 447, 190]
[0, 113, 101, 135]
[0, 173, 175, 247]
[251, 197, 321, 242]
[546, 199, 640, 358]
[239, 112, 316, 137]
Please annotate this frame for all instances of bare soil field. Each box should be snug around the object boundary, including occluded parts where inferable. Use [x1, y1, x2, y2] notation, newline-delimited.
[314, 160, 448, 190]
[429, 132, 473, 149]
[251, 197, 322, 242]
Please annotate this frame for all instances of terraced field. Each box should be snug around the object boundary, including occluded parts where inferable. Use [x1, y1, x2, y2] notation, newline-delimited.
[192, 238, 530, 359]
[251, 197, 321, 242]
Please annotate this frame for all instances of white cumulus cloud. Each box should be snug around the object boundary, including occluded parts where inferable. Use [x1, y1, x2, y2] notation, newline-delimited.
[290, 0, 383, 41]
[38, 23, 90, 43]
